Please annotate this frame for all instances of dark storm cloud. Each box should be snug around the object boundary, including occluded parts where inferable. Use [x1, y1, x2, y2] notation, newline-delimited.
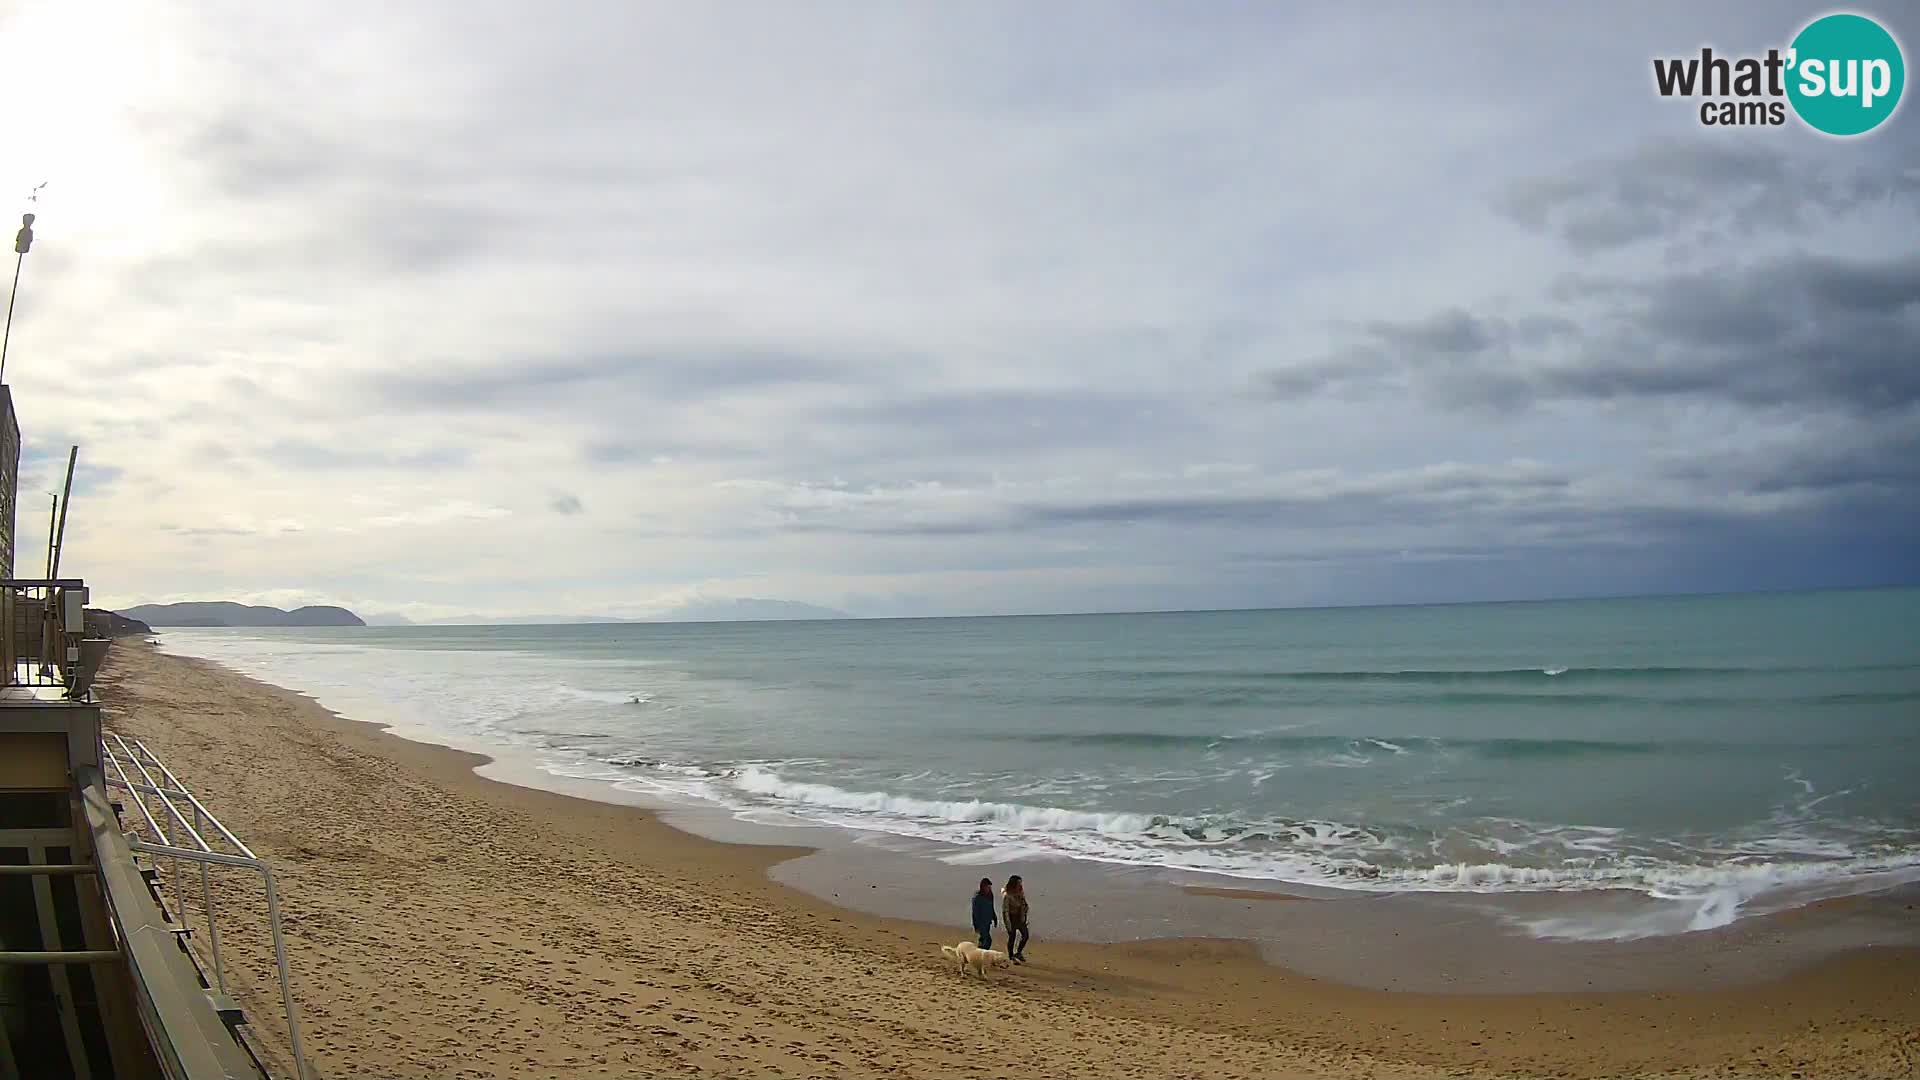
[1663, 412, 1920, 498]
[1260, 250, 1920, 416]
[1536, 252, 1920, 414]
[1495, 138, 1920, 253]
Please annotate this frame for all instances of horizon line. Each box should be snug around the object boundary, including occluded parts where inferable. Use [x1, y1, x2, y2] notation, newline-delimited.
[123, 580, 1914, 629]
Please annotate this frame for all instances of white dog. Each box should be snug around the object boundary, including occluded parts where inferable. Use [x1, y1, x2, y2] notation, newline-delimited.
[954, 941, 1011, 979]
[940, 941, 977, 971]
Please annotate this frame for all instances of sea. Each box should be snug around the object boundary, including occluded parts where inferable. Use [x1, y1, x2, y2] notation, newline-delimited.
[154, 587, 1920, 943]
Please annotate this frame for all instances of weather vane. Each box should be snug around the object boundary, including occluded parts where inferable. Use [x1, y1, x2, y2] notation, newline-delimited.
[15, 181, 44, 250]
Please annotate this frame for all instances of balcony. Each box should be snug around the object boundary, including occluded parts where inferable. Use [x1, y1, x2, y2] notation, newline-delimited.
[0, 576, 290, 1078]
[1, 578, 111, 705]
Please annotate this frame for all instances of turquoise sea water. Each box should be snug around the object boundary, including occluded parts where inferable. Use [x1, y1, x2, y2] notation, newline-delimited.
[158, 587, 1920, 939]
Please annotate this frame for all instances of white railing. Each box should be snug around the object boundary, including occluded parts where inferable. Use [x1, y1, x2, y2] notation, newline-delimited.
[102, 733, 312, 1080]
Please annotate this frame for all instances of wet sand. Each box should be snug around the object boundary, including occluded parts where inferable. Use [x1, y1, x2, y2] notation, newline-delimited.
[98, 641, 1920, 1078]
[757, 833, 1920, 994]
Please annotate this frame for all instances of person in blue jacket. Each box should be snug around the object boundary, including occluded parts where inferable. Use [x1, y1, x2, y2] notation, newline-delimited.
[970, 877, 997, 949]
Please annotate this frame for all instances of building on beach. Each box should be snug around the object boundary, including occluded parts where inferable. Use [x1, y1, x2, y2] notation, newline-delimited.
[0, 385, 17, 581]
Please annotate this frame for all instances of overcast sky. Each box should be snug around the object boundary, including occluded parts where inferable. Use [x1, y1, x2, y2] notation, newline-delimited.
[0, 1, 1914, 620]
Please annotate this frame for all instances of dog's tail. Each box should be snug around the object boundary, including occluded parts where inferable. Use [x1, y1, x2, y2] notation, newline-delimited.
[939, 945, 958, 960]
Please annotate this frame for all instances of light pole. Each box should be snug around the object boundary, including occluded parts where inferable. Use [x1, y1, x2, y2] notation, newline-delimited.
[0, 210, 36, 385]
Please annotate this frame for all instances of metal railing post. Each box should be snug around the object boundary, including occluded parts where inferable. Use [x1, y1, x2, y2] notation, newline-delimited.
[104, 738, 173, 902]
[125, 842, 312, 1080]
[260, 866, 308, 1080]
[105, 734, 314, 1080]
[194, 802, 226, 994]
[133, 739, 260, 857]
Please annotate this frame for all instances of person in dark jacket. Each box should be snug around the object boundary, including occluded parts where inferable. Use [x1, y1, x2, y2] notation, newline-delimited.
[1002, 874, 1030, 963]
[971, 877, 997, 949]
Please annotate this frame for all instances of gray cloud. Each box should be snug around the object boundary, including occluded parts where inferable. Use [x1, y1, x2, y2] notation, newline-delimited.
[1521, 252, 1919, 414]
[733, 431, 1920, 614]
[1365, 309, 1500, 354]
[369, 350, 861, 411]
[1495, 138, 1920, 253]
[812, 388, 1215, 464]
[8, 3, 1917, 618]
[1262, 250, 1920, 416]
[1662, 412, 1920, 499]
[259, 440, 471, 472]
[756, 461, 1648, 543]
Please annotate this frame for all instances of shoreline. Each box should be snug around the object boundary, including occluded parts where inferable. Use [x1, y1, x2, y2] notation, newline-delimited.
[144, 627, 1920, 960]
[146, 635, 1920, 995]
[99, 640, 1920, 1078]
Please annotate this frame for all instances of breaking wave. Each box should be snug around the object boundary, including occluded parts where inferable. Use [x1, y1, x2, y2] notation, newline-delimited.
[731, 767, 1158, 834]
[586, 759, 1920, 933]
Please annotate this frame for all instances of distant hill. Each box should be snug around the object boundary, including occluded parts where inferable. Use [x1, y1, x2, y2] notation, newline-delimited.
[86, 609, 153, 637]
[120, 602, 366, 628]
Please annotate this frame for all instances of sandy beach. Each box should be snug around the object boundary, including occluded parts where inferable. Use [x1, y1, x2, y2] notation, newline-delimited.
[95, 641, 1920, 1079]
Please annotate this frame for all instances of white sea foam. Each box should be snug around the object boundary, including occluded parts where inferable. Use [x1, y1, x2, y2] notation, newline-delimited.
[550, 684, 650, 705]
[938, 843, 1055, 866]
[697, 765, 1920, 921]
[731, 767, 1157, 835]
[1508, 860, 1920, 940]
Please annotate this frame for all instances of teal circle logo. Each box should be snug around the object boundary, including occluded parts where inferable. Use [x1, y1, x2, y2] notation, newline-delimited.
[1787, 13, 1905, 136]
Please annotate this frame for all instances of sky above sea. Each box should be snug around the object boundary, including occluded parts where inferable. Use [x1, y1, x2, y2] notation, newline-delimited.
[1, 1, 1914, 622]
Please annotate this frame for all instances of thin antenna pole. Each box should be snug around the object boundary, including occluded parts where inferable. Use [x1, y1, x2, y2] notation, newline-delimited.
[0, 249, 23, 384]
[38, 485, 58, 678]
[1, 194, 40, 385]
[43, 493, 56, 579]
[50, 446, 76, 579]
